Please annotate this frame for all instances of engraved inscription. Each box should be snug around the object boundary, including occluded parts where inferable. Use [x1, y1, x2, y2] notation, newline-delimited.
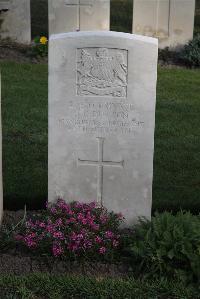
[77, 137, 124, 206]
[58, 101, 144, 135]
[77, 48, 128, 97]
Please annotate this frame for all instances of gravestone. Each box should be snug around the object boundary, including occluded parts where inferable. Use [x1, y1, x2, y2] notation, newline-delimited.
[49, 0, 110, 36]
[48, 31, 158, 225]
[0, 0, 10, 11]
[0, 74, 3, 224]
[0, 0, 31, 44]
[132, 0, 195, 49]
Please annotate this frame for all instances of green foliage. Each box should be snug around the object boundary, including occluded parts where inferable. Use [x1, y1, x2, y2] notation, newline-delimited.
[179, 35, 200, 67]
[30, 36, 48, 58]
[0, 273, 199, 299]
[1, 62, 48, 210]
[110, 0, 133, 33]
[124, 211, 200, 283]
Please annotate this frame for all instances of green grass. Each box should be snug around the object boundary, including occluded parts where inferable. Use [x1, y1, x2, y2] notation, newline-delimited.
[0, 274, 199, 299]
[154, 67, 200, 212]
[1, 62, 48, 210]
[0, 62, 200, 212]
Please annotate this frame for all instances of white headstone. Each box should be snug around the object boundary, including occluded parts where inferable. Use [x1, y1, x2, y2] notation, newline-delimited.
[0, 0, 31, 44]
[133, 0, 195, 49]
[49, 0, 110, 36]
[48, 31, 158, 225]
[0, 74, 3, 224]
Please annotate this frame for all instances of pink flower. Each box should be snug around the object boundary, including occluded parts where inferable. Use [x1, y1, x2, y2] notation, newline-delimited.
[95, 236, 102, 244]
[81, 218, 88, 225]
[67, 217, 76, 224]
[113, 240, 119, 247]
[100, 214, 108, 224]
[50, 207, 57, 214]
[77, 213, 84, 222]
[53, 231, 64, 240]
[89, 202, 96, 209]
[117, 212, 123, 220]
[105, 231, 114, 239]
[83, 240, 92, 249]
[52, 243, 64, 257]
[99, 247, 106, 254]
[26, 220, 36, 229]
[39, 222, 46, 228]
[24, 237, 37, 248]
[68, 243, 78, 252]
[46, 224, 55, 234]
[91, 223, 99, 231]
[15, 234, 23, 241]
[56, 218, 63, 226]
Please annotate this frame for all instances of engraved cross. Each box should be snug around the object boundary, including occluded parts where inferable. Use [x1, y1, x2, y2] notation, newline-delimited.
[77, 137, 124, 206]
[65, 0, 93, 31]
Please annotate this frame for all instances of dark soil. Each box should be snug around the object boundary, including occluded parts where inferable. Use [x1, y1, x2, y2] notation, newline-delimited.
[0, 254, 129, 277]
[0, 39, 47, 63]
[0, 211, 130, 277]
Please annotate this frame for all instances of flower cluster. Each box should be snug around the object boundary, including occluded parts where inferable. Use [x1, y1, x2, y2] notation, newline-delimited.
[16, 200, 124, 259]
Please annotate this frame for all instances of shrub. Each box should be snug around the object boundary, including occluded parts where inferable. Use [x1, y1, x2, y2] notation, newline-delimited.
[15, 200, 124, 261]
[179, 35, 200, 67]
[123, 211, 200, 283]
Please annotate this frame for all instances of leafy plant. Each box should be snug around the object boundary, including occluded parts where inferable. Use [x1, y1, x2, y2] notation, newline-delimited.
[15, 200, 124, 261]
[179, 34, 200, 67]
[123, 211, 200, 283]
[0, 207, 27, 253]
[31, 36, 48, 58]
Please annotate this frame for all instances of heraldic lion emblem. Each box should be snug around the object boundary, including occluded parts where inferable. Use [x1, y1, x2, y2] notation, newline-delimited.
[77, 48, 128, 97]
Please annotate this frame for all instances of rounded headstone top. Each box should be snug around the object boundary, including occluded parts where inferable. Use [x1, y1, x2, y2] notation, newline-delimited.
[50, 31, 158, 45]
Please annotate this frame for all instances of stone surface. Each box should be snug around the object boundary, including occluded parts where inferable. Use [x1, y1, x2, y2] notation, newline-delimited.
[49, 0, 110, 36]
[48, 31, 158, 225]
[0, 0, 11, 11]
[0, 0, 31, 44]
[132, 0, 195, 49]
[0, 74, 2, 224]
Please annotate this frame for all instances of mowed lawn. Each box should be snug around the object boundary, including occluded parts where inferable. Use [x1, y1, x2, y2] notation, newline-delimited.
[0, 61, 200, 212]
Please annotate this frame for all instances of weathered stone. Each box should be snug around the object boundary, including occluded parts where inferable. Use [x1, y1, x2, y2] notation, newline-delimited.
[132, 0, 195, 49]
[0, 0, 11, 11]
[48, 31, 158, 225]
[49, 0, 110, 36]
[0, 0, 31, 44]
